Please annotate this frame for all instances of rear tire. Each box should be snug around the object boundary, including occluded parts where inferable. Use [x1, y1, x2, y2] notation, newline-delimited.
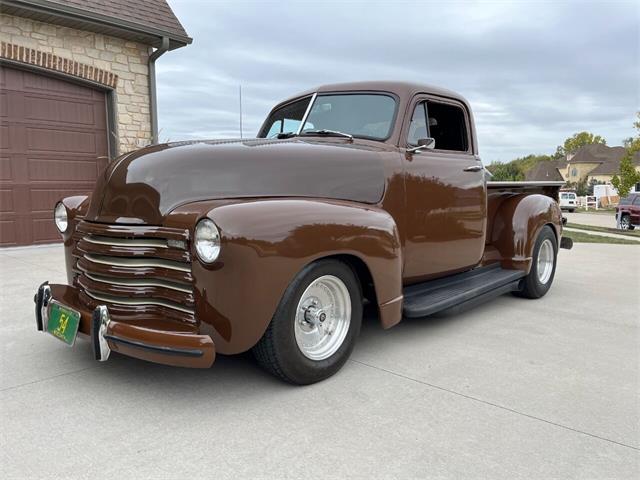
[514, 225, 557, 299]
[252, 259, 362, 385]
[620, 214, 634, 230]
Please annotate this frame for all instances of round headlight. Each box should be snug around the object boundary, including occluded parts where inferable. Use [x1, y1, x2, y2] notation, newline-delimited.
[54, 202, 68, 233]
[195, 219, 221, 263]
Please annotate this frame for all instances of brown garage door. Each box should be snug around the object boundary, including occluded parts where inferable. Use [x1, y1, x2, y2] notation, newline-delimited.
[0, 65, 108, 246]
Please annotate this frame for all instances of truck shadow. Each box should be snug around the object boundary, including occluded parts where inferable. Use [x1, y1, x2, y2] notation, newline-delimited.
[78, 294, 510, 396]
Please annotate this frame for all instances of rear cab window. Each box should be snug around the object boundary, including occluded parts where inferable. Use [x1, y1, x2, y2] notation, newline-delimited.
[407, 99, 470, 152]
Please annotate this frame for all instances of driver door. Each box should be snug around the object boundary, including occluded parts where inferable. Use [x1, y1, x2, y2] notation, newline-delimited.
[402, 97, 486, 282]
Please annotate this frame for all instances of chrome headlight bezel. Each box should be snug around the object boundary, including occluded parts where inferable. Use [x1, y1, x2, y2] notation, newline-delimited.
[54, 202, 68, 233]
[194, 219, 221, 263]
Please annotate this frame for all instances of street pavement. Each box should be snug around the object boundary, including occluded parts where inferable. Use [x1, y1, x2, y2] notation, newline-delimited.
[1, 243, 638, 479]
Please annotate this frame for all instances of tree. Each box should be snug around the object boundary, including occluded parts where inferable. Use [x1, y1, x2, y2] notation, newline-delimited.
[566, 179, 588, 196]
[611, 112, 640, 198]
[587, 178, 605, 196]
[558, 131, 607, 157]
[551, 145, 565, 160]
[486, 161, 524, 181]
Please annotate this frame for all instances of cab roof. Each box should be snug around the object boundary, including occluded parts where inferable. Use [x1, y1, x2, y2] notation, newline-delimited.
[279, 81, 471, 110]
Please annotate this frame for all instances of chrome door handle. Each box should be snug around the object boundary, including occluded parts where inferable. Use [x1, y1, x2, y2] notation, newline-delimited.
[463, 165, 484, 172]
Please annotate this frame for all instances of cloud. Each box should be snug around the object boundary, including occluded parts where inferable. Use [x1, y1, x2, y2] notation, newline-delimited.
[158, 0, 639, 161]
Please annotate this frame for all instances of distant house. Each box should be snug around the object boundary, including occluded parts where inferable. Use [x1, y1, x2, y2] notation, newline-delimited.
[524, 144, 640, 184]
[559, 144, 640, 184]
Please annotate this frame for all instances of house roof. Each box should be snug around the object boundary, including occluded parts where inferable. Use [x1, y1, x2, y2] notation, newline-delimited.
[565, 144, 640, 176]
[524, 160, 565, 182]
[589, 150, 640, 175]
[2, 0, 192, 50]
[568, 144, 627, 164]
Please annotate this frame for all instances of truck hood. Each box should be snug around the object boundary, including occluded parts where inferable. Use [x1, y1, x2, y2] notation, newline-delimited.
[86, 138, 387, 224]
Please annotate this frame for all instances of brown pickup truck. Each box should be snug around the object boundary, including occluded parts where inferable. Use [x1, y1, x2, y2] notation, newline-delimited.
[35, 81, 571, 384]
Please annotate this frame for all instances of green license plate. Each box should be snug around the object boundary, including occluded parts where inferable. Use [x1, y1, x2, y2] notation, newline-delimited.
[47, 301, 81, 346]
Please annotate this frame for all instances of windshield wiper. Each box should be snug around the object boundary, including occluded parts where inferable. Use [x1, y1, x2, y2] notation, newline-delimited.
[301, 129, 354, 140]
[275, 131, 297, 139]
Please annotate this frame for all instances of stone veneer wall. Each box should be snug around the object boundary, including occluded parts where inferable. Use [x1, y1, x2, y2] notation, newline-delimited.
[0, 13, 152, 155]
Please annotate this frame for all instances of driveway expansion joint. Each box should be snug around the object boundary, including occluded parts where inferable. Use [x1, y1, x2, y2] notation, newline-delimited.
[350, 358, 639, 452]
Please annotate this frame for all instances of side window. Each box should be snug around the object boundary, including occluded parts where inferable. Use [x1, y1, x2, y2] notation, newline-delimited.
[632, 195, 640, 205]
[259, 96, 311, 138]
[426, 101, 469, 152]
[407, 103, 428, 146]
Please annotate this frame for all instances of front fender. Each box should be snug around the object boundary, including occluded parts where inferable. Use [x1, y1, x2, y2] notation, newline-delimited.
[168, 198, 402, 355]
[490, 194, 562, 273]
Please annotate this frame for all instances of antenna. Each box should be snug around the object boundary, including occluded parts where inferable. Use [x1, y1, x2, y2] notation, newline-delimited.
[239, 84, 243, 139]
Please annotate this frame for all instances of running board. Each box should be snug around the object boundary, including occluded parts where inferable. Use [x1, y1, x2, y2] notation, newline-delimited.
[402, 264, 526, 318]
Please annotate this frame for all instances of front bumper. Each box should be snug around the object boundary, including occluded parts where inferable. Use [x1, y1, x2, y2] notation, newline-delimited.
[34, 283, 215, 368]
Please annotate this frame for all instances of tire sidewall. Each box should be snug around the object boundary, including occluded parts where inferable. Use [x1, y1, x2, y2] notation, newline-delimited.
[270, 260, 362, 384]
[528, 226, 558, 297]
[621, 215, 631, 230]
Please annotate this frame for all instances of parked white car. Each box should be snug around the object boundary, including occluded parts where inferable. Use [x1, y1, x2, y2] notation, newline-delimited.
[560, 192, 577, 212]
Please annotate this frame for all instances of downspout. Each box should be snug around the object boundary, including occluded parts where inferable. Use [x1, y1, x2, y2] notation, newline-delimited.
[149, 36, 170, 144]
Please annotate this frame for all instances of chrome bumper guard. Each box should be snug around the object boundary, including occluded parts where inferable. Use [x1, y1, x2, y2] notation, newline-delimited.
[34, 282, 111, 362]
[91, 305, 111, 362]
[34, 282, 51, 332]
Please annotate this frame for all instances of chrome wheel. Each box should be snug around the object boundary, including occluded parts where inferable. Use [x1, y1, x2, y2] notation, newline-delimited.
[536, 238, 554, 284]
[294, 275, 351, 361]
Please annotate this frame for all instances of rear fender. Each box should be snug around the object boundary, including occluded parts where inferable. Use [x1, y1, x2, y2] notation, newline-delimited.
[490, 194, 562, 273]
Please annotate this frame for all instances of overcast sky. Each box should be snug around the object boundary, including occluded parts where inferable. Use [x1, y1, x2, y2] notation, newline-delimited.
[157, 0, 639, 162]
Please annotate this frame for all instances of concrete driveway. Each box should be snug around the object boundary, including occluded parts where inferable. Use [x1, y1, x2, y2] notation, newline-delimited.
[1, 243, 638, 479]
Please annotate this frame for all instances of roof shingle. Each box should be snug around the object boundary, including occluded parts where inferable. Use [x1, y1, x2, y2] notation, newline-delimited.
[49, 0, 189, 38]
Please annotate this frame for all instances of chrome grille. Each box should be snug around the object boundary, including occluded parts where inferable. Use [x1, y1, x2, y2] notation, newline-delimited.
[73, 221, 195, 324]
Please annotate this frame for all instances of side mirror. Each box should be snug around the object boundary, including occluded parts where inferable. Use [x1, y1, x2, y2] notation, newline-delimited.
[407, 137, 435, 153]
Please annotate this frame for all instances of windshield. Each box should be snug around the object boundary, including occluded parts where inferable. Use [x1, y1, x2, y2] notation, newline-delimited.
[300, 94, 397, 140]
[258, 93, 398, 140]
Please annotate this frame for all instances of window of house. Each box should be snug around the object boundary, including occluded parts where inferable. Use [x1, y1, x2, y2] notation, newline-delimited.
[407, 100, 469, 152]
[260, 96, 311, 138]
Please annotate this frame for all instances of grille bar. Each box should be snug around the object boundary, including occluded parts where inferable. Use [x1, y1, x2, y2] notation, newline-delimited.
[74, 220, 195, 323]
[79, 267, 192, 293]
[83, 290, 195, 315]
[84, 253, 191, 272]
[84, 235, 169, 248]
[77, 221, 189, 241]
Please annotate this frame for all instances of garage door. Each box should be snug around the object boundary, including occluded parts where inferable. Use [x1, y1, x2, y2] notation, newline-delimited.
[0, 66, 108, 246]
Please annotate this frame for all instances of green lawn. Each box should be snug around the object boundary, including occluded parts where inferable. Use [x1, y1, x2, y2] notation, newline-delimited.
[566, 222, 640, 238]
[574, 208, 616, 214]
[563, 230, 639, 245]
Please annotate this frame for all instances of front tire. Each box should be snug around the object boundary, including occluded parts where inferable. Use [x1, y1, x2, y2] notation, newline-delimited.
[252, 259, 362, 385]
[620, 214, 634, 230]
[514, 225, 558, 299]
